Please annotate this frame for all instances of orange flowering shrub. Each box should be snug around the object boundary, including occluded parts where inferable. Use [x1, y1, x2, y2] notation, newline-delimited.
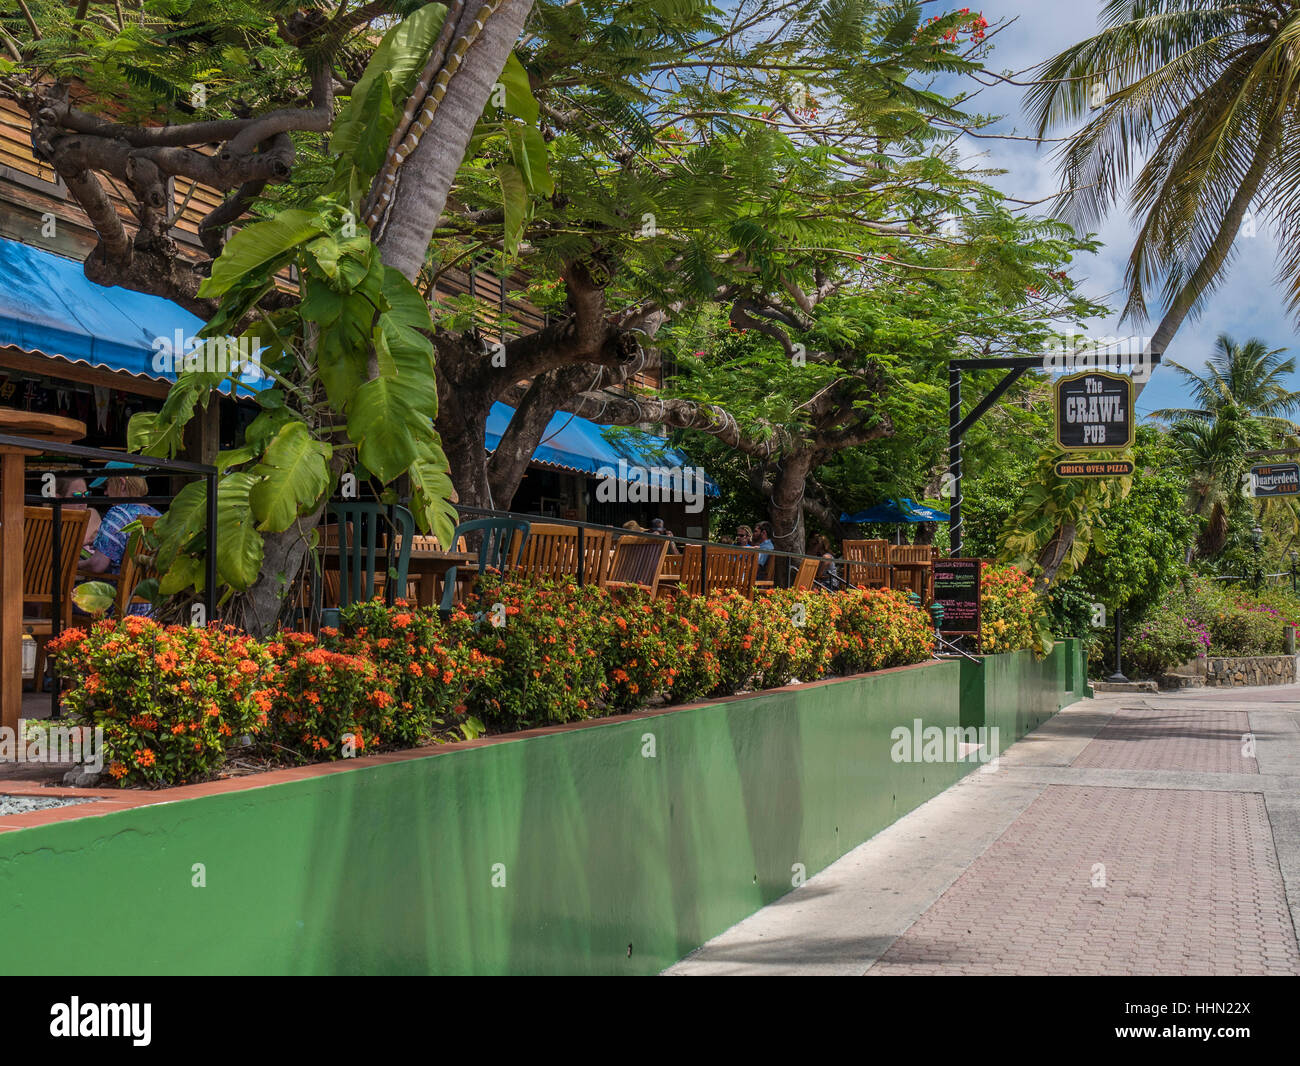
[979, 564, 1043, 655]
[48, 617, 274, 787]
[461, 577, 613, 730]
[600, 590, 717, 710]
[750, 589, 846, 687]
[834, 587, 936, 674]
[50, 579, 944, 788]
[258, 632, 398, 762]
[328, 600, 497, 744]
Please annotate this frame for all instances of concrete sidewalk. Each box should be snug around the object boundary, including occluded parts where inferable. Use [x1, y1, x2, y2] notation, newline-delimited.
[665, 685, 1300, 975]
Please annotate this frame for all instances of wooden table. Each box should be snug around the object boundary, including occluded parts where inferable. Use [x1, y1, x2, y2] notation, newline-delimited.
[1, 409, 86, 733]
[322, 547, 477, 609]
[408, 550, 477, 607]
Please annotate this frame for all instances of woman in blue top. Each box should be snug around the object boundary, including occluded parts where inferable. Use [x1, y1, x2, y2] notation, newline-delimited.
[82, 475, 161, 575]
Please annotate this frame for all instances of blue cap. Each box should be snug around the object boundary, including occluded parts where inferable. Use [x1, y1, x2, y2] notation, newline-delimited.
[89, 460, 137, 489]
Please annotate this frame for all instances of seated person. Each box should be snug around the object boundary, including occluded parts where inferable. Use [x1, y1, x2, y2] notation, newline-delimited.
[809, 533, 841, 589]
[55, 476, 101, 550]
[754, 521, 775, 568]
[81, 474, 161, 575]
[648, 517, 679, 554]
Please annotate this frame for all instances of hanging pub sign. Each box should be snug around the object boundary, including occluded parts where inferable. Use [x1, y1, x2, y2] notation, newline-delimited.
[932, 557, 982, 637]
[1250, 462, 1300, 497]
[1054, 458, 1134, 478]
[1054, 371, 1134, 451]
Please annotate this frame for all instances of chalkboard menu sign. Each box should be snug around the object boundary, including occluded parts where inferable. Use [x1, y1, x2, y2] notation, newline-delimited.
[933, 557, 982, 637]
[1054, 371, 1134, 451]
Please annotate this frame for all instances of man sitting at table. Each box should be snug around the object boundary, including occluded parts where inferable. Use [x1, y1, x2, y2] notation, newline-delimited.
[81, 473, 161, 576]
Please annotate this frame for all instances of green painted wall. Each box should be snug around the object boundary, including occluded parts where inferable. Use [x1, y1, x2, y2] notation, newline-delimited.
[0, 644, 1081, 976]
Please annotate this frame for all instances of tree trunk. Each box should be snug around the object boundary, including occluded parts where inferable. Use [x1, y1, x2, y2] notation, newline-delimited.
[1145, 127, 1277, 363]
[1034, 521, 1077, 593]
[440, 398, 494, 510]
[487, 364, 593, 507]
[238, 1, 534, 630]
[766, 450, 813, 557]
[372, 0, 536, 278]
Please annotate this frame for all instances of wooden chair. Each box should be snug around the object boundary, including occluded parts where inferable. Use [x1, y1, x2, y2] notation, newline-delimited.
[602, 535, 669, 597]
[889, 543, 933, 602]
[678, 543, 760, 598]
[842, 539, 889, 589]
[21, 506, 91, 690]
[659, 553, 683, 579]
[792, 556, 821, 591]
[112, 515, 160, 617]
[514, 523, 610, 585]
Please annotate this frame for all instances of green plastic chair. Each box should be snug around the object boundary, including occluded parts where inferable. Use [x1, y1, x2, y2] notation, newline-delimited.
[439, 517, 531, 613]
[319, 503, 415, 629]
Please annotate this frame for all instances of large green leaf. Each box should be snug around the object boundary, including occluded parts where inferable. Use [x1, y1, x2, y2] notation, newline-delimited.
[497, 51, 539, 124]
[127, 376, 204, 458]
[315, 295, 376, 410]
[216, 472, 264, 590]
[332, 3, 449, 159]
[409, 437, 458, 547]
[152, 480, 210, 575]
[498, 163, 527, 257]
[507, 123, 553, 196]
[249, 422, 332, 533]
[199, 209, 327, 298]
[72, 581, 116, 616]
[346, 331, 439, 484]
[158, 554, 203, 597]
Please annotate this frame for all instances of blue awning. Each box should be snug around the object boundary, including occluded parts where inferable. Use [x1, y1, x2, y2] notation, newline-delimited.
[841, 497, 949, 523]
[486, 401, 719, 496]
[0, 237, 263, 394]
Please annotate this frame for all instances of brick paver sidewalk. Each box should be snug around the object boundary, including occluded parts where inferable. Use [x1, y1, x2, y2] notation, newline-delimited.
[667, 685, 1300, 976]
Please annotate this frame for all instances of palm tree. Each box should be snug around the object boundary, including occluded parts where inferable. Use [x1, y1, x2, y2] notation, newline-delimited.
[1153, 333, 1300, 429]
[1156, 334, 1299, 559]
[1026, 1, 1300, 356]
[1168, 407, 1269, 558]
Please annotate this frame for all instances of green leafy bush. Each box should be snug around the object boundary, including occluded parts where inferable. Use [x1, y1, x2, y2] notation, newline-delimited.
[1122, 613, 1209, 678]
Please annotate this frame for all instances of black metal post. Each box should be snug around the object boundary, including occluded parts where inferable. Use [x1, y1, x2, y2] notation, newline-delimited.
[1107, 607, 1128, 683]
[948, 362, 962, 556]
[576, 525, 585, 586]
[204, 472, 217, 625]
[50, 499, 62, 719]
[701, 542, 709, 593]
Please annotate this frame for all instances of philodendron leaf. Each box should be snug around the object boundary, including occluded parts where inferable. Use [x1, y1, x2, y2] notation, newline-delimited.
[496, 52, 539, 124]
[347, 322, 439, 484]
[249, 421, 332, 533]
[498, 163, 527, 257]
[71, 581, 116, 616]
[152, 480, 209, 575]
[158, 554, 204, 596]
[332, 2, 449, 162]
[199, 209, 327, 298]
[216, 472, 264, 590]
[409, 437, 458, 547]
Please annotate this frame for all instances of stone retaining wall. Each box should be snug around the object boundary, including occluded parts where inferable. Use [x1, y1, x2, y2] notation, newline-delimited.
[1204, 655, 1296, 687]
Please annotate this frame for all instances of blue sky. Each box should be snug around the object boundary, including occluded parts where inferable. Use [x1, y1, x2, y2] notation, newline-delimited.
[942, 1, 1299, 416]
